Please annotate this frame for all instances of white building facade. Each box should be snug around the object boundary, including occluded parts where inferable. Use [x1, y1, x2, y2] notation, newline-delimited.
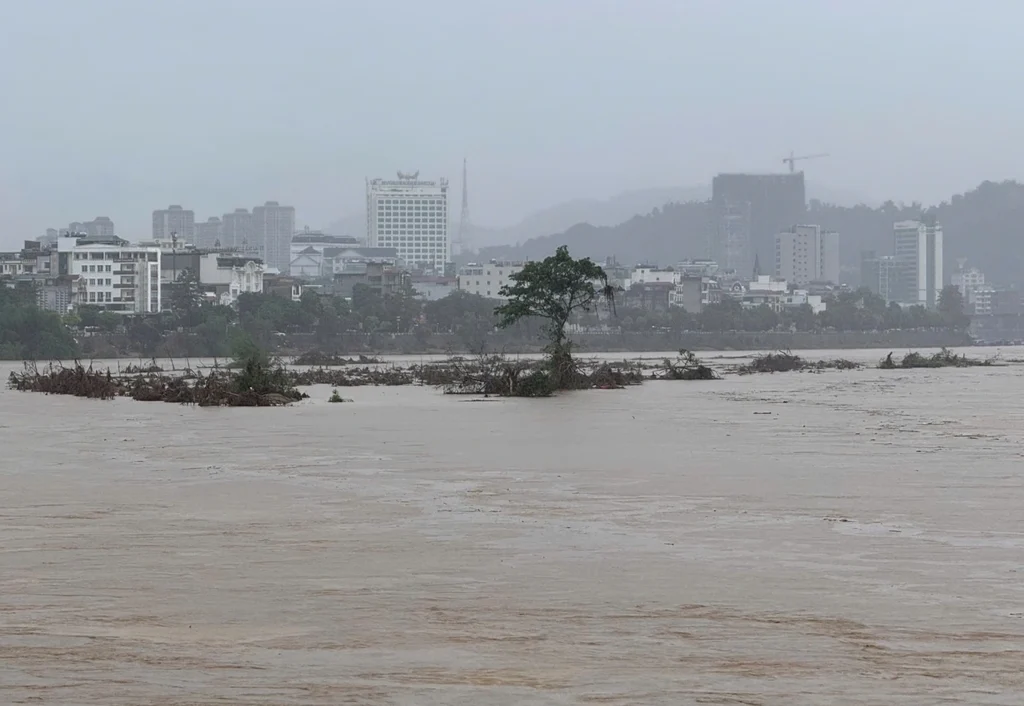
[893, 220, 943, 308]
[774, 224, 840, 286]
[366, 173, 449, 272]
[457, 261, 524, 299]
[57, 237, 161, 313]
[623, 266, 679, 289]
[289, 232, 361, 278]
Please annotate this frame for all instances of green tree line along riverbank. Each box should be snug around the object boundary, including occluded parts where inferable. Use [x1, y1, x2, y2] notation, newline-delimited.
[2, 257, 972, 362]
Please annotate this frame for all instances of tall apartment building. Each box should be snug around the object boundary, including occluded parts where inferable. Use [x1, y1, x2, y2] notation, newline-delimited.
[194, 217, 223, 249]
[222, 208, 252, 249]
[68, 217, 116, 238]
[712, 173, 806, 277]
[861, 250, 899, 303]
[774, 224, 840, 285]
[152, 205, 195, 242]
[366, 172, 449, 272]
[251, 201, 295, 273]
[893, 219, 944, 308]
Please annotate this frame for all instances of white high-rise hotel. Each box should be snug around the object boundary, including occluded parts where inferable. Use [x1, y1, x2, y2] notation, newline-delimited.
[894, 219, 943, 308]
[366, 172, 449, 271]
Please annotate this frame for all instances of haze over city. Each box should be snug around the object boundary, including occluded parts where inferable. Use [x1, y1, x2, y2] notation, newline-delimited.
[3, 0, 1024, 246]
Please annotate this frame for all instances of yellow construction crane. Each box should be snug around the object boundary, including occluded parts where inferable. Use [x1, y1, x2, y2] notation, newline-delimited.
[782, 151, 829, 173]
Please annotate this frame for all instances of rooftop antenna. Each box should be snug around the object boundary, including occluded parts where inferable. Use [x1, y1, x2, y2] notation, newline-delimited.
[456, 157, 471, 256]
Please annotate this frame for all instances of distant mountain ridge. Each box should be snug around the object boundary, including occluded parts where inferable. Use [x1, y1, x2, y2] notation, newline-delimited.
[324, 182, 870, 249]
[477, 180, 1024, 290]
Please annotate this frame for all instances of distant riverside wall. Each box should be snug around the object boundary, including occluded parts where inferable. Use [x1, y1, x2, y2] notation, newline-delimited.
[75, 329, 975, 360]
[567, 330, 975, 353]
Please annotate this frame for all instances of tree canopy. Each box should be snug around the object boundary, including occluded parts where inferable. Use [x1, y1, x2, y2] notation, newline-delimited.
[0, 285, 79, 360]
[495, 246, 613, 349]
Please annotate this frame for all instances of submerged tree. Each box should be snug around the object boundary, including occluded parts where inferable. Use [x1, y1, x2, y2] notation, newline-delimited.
[494, 245, 615, 387]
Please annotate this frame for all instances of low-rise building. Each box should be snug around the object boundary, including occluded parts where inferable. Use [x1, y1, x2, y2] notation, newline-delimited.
[333, 261, 409, 299]
[621, 281, 674, 311]
[196, 253, 265, 305]
[457, 260, 525, 300]
[782, 290, 827, 315]
[675, 259, 719, 278]
[55, 234, 161, 313]
[736, 275, 789, 311]
[623, 265, 678, 289]
[289, 231, 362, 278]
[411, 276, 456, 301]
[669, 276, 721, 313]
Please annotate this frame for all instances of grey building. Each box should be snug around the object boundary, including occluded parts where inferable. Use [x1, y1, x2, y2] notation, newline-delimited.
[712, 173, 806, 277]
[861, 250, 899, 303]
[194, 217, 223, 249]
[152, 205, 195, 242]
[251, 201, 296, 273]
[68, 217, 116, 238]
[222, 208, 253, 249]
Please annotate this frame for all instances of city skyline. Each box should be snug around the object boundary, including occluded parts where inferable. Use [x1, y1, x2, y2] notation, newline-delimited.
[5, 1, 1024, 244]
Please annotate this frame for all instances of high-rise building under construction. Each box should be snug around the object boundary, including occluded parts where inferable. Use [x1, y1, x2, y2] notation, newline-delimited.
[711, 172, 806, 277]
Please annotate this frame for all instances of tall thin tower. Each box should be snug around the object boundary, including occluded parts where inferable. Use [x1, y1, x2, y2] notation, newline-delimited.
[455, 157, 471, 256]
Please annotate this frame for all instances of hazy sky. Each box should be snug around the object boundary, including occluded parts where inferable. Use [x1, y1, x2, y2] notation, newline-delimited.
[2, 0, 1022, 244]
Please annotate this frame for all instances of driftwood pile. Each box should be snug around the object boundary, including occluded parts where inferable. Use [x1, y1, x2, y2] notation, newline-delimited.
[738, 351, 859, 375]
[879, 348, 991, 369]
[8, 360, 306, 406]
[292, 352, 382, 366]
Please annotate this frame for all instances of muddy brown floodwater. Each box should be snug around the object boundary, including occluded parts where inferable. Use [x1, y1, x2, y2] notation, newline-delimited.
[2, 351, 1024, 705]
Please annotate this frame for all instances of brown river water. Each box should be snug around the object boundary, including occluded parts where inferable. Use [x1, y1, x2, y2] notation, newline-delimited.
[2, 348, 1024, 705]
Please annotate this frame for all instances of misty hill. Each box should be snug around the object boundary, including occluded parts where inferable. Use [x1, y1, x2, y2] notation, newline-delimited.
[325, 183, 865, 248]
[324, 186, 708, 246]
[478, 180, 1024, 288]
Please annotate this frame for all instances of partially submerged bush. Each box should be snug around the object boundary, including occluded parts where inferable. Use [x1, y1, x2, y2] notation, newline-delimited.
[416, 354, 643, 397]
[293, 352, 381, 366]
[739, 350, 858, 374]
[10, 354, 307, 407]
[880, 348, 991, 369]
[287, 366, 411, 386]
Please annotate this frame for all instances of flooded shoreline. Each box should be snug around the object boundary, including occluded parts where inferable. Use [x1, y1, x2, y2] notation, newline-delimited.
[2, 350, 1023, 704]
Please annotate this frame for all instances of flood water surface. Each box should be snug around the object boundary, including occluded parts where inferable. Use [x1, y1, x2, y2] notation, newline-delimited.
[2, 353, 1024, 704]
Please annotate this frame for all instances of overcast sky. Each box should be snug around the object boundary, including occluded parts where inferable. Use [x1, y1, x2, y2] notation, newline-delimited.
[2, 0, 1022, 244]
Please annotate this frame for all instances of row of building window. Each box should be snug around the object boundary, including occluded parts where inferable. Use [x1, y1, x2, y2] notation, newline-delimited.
[376, 199, 444, 205]
[82, 264, 113, 273]
[88, 278, 113, 286]
[88, 291, 113, 302]
[73, 252, 154, 260]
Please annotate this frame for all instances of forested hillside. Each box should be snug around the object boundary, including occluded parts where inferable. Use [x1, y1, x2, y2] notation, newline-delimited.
[479, 180, 1024, 287]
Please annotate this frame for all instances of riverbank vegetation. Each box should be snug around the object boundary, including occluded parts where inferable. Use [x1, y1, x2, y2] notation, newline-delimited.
[0, 285, 79, 360]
